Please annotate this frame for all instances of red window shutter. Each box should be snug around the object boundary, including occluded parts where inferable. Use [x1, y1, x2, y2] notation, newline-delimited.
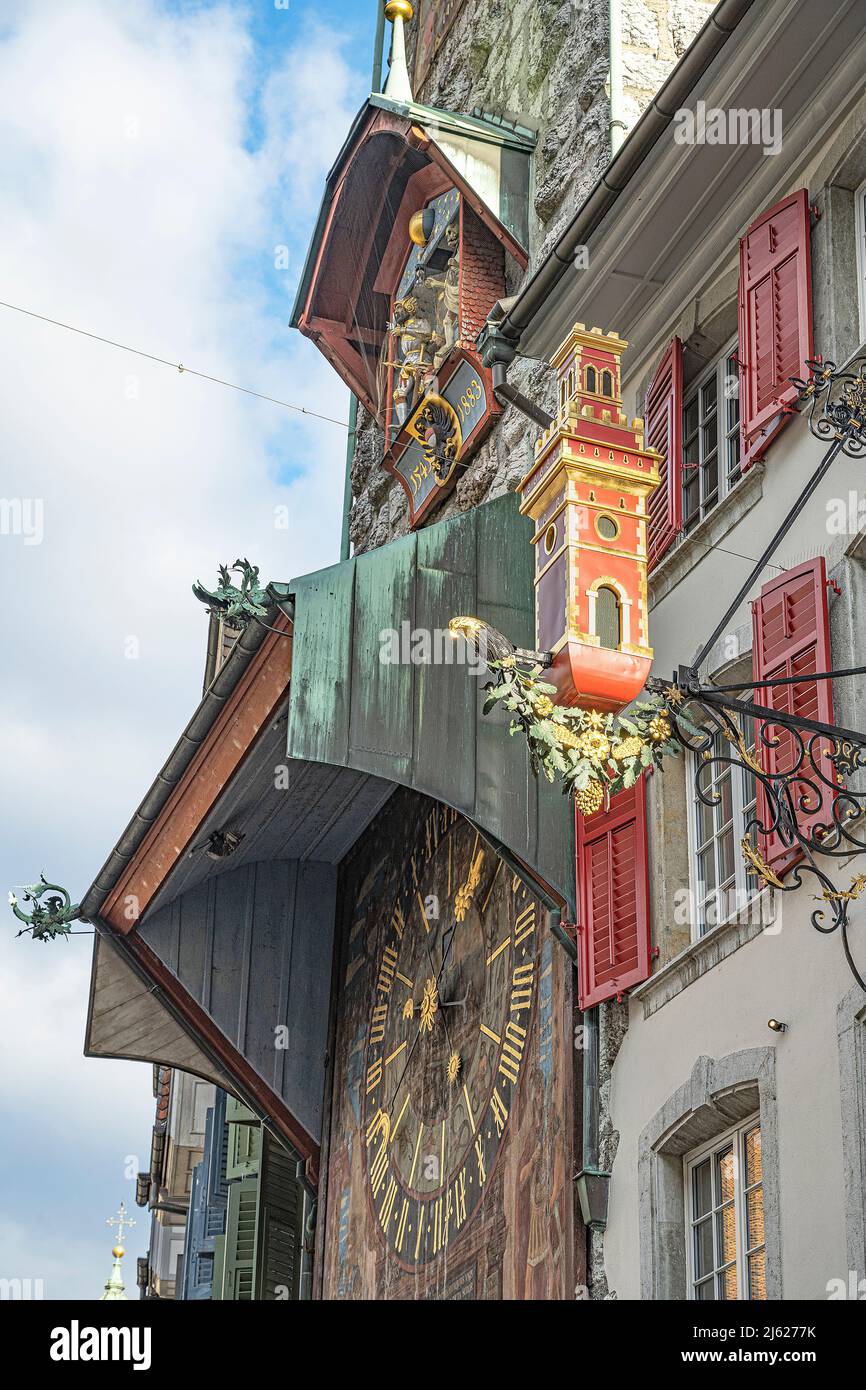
[751, 557, 834, 872]
[576, 782, 651, 1010]
[738, 189, 813, 469]
[644, 337, 683, 570]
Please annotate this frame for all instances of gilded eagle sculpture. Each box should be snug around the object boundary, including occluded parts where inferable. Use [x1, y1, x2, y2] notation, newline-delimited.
[192, 558, 270, 629]
[9, 875, 81, 941]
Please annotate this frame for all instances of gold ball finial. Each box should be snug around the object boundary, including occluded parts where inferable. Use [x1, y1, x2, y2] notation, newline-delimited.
[408, 210, 427, 246]
[112, 1245, 124, 1259]
[385, 1, 414, 22]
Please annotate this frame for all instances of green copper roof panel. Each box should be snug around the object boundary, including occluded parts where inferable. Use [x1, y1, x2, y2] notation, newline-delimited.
[285, 493, 575, 912]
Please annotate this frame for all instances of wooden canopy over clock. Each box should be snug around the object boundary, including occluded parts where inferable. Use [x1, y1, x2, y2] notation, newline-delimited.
[291, 93, 533, 524]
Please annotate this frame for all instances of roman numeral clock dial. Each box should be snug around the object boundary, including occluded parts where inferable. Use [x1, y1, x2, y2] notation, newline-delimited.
[361, 808, 542, 1267]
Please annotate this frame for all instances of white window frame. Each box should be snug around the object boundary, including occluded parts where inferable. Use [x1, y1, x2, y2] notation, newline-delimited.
[686, 724, 758, 939]
[684, 1113, 766, 1301]
[681, 336, 741, 535]
[856, 179, 866, 348]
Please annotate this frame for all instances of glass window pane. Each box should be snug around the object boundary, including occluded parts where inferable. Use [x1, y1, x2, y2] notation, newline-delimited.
[695, 1276, 716, 1301]
[716, 1201, 737, 1269]
[696, 795, 714, 847]
[718, 772, 733, 826]
[716, 1146, 735, 1203]
[746, 1185, 765, 1251]
[692, 1158, 713, 1217]
[701, 376, 718, 415]
[744, 1126, 762, 1186]
[684, 396, 699, 436]
[718, 829, 735, 885]
[698, 846, 716, 893]
[693, 1216, 715, 1279]
[719, 1262, 739, 1300]
[748, 1249, 767, 1301]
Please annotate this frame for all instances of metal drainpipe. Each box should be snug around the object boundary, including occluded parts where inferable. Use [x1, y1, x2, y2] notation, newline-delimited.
[609, 0, 627, 156]
[340, 393, 358, 562]
[491, 360, 554, 431]
[371, 1, 386, 93]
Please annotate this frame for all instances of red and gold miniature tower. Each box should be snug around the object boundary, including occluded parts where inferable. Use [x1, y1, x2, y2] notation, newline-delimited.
[519, 324, 662, 712]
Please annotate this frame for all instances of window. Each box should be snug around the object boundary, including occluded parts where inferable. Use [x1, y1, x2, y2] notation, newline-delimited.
[856, 179, 866, 352]
[686, 1117, 766, 1300]
[682, 340, 741, 533]
[689, 714, 758, 936]
[595, 586, 620, 649]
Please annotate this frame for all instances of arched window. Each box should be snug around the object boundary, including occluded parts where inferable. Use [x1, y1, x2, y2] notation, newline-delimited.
[595, 586, 620, 649]
[601, 370, 614, 397]
[585, 365, 597, 393]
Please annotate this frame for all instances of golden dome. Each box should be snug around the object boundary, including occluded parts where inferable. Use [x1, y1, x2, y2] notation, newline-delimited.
[385, 1, 414, 21]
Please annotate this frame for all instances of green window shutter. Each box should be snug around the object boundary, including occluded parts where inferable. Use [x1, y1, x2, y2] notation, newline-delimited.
[225, 1096, 257, 1125]
[226, 1121, 262, 1179]
[255, 1133, 305, 1301]
[222, 1177, 259, 1300]
[211, 1234, 226, 1301]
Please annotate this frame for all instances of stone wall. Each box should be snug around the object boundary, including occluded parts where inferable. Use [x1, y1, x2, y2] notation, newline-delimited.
[348, 0, 714, 555]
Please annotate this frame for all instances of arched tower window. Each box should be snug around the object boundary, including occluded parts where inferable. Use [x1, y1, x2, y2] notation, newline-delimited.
[601, 369, 614, 397]
[585, 365, 597, 393]
[595, 586, 621, 649]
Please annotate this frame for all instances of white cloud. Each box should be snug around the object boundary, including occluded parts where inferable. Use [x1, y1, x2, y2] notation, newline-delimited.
[0, 0, 367, 1297]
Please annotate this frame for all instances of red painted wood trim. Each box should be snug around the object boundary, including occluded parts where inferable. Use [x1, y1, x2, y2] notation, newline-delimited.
[101, 613, 293, 932]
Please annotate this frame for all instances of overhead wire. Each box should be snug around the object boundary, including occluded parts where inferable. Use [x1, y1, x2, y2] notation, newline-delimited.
[0, 299, 349, 428]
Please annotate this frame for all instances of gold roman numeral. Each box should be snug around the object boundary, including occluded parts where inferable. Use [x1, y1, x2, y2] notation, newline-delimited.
[377, 943, 398, 995]
[370, 1141, 389, 1197]
[366, 1059, 383, 1094]
[379, 1176, 398, 1230]
[497, 1019, 528, 1085]
[514, 902, 536, 947]
[510, 960, 535, 1018]
[454, 1168, 467, 1229]
[490, 1087, 509, 1137]
[391, 902, 406, 939]
[474, 1133, 486, 1186]
[370, 1002, 388, 1044]
[395, 1198, 410, 1253]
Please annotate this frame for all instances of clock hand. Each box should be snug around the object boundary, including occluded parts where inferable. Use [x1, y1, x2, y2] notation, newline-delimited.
[424, 939, 455, 1055]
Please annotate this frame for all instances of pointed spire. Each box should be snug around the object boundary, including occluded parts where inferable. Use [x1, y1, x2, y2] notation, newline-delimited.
[383, 1, 414, 104]
[100, 1202, 135, 1301]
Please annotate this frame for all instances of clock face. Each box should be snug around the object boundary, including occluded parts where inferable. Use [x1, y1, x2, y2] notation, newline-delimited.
[361, 806, 542, 1267]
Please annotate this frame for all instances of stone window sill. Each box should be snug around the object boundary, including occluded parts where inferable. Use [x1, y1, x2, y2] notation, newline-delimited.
[633, 889, 775, 1019]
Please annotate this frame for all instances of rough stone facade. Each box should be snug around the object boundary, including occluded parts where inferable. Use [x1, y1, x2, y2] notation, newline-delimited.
[348, 0, 714, 556]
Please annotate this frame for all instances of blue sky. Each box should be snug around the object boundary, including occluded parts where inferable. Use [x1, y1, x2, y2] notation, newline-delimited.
[0, 0, 377, 1299]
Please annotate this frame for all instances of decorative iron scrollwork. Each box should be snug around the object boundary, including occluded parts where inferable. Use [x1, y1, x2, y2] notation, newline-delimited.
[8, 875, 81, 941]
[647, 677, 866, 990]
[791, 354, 866, 458]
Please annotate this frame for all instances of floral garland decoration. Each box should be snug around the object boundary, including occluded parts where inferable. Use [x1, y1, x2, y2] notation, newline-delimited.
[482, 657, 693, 815]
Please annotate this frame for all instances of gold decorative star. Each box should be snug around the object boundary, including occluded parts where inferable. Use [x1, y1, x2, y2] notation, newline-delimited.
[446, 1051, 462, 1086]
